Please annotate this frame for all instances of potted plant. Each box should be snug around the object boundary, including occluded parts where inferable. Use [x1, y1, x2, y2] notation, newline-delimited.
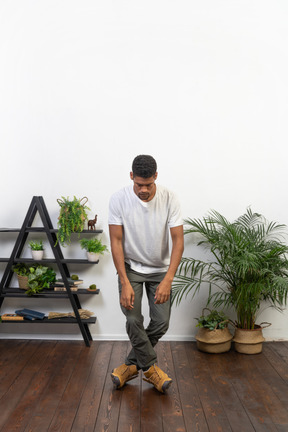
[79, 237, 108, 262]
[195, 308, 232, 353]
[13, 263, 56, 296]
[88, 283, 97, 292]
[29, 240, 44, 260]
[56, 196, 90, 246]
[12, 263, 30, 289]
[172, 208, 288, 354]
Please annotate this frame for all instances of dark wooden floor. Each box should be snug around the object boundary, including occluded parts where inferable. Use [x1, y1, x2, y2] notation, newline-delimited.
[0, 340, 288, 432]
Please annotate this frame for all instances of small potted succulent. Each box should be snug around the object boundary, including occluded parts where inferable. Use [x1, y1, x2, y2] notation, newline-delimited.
[87, 283, 97, 292]
[29, 240, 44, 260]
[79, 237, 108, 262]
[195, 308, 232, 353]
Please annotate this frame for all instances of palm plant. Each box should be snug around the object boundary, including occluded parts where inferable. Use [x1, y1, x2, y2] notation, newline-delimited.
[172, 208, 288, 329]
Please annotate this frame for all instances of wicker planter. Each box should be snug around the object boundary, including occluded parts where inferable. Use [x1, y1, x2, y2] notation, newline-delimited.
[233, 324, 270, 354]
[196, 327, 233, 353]
[17, 275, 29, 290]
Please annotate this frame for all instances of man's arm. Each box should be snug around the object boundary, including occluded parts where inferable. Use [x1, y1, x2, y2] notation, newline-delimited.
[154, 225, 184, 304]
[109, 224, 135, 310]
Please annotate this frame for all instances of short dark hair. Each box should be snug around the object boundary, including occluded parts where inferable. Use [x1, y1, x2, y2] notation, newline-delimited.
[132, 155, 157, 178]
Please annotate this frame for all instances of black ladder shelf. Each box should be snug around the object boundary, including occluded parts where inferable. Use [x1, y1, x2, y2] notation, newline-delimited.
[0, 196, 102, 346]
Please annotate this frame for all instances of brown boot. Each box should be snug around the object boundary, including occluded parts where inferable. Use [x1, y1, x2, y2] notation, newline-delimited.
[111, 364, 138, 389]
[143, 364, 172, 393]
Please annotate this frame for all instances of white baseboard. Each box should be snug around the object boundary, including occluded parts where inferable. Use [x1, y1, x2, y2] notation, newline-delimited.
[0, 333, 286, 342]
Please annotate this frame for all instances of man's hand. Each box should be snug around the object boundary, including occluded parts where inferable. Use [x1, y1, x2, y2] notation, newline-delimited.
[154, 225, 184, 305]
[154, 279, 172, 304]
[120, 282, 135, 310]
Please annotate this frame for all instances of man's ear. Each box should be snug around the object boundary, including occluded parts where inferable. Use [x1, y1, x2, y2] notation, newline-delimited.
[130, 172, 134, 180]
[154, 172, 158, 181]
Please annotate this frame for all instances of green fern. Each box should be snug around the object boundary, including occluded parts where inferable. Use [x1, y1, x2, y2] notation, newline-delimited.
[56, 196, 90, 246]
[79, 237, 108, 254]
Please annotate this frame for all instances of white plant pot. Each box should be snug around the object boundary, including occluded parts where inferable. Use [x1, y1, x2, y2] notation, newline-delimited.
[87, 252, 100, 262]
[31, 250, 44, 260]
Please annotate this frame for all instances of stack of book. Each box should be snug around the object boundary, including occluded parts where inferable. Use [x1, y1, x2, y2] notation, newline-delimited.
[15, 309, 46, 320]
[1, 309, 46, 321]
[53, 278, 83, 292]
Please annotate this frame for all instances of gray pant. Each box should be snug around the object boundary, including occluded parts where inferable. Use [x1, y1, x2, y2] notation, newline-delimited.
[118, 264, 171, 370]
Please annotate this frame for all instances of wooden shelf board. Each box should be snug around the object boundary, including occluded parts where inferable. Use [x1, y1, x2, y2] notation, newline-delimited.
[1, 288, 100, 298]
[0, 229, 21, 232]
[12, 258, 99, 264]
[1, 317, 97, 324]
[0, 228, 103, 233]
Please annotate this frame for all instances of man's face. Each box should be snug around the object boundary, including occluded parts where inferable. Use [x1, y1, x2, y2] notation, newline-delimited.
[130, 173, 157, 202]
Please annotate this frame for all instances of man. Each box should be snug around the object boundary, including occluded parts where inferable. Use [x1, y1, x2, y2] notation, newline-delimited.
[108, 155, 184, 393]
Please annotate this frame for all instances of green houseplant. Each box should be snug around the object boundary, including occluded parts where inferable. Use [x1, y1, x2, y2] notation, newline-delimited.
[88, 283, 97, 291]
[12, 263, 30, 289]
[172, 209, 288, 353]
[29, 240, 44, 260]
[195, 308, 232, 353]
[29, 240, 44, 251]
[13, 263, 56, 296]
[79, 237, 108, 262]
[56, 196, 90, 246]
[196, 308, 229, 331]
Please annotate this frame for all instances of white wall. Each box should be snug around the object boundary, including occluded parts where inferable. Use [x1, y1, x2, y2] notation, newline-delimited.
[0, 1, 288, 341]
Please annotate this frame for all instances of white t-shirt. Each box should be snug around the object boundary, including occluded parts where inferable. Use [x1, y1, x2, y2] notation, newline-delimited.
[108, 184, 182, 274]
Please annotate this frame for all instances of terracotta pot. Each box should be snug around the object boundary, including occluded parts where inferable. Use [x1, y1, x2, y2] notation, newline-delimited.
[196, 327, 233, 353]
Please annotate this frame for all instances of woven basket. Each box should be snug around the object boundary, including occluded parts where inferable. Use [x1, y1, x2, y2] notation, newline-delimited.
[17, 275, 29, 290]
[196, 327, 233, 353]
[233, 325, 267, 354]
